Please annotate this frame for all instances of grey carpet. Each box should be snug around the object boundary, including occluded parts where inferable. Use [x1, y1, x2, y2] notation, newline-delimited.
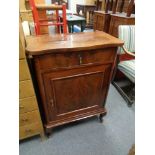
[19, 84, 135, 155]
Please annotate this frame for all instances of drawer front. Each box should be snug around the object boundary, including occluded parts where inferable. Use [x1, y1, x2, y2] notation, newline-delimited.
[19, 110, 40, 126]
[19, 96, 38, 114]
[19, 59, 31, 81]
[36, 48, 116, 71]
[19, 80, 35, 99]
[19, 122, 42, 140]
[81, 48, 116, 65]
[36, 53, 79, 70]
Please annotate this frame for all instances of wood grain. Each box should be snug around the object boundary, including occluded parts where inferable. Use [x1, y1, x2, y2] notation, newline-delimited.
[28, 32, 123, 133]
[26, 31, 124, 55]
[19, 96, 38, 114]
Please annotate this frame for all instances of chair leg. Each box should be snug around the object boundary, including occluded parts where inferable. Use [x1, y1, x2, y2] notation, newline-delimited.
[112, 81, 134, 106]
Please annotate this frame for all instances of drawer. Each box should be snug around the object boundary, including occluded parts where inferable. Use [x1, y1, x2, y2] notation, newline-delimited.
[19, 59, 31, 81]
[19, 96, 38, 114]
[19, 110, 40, 126]
[80, 48, 116, 65]
[19, 122, 42, 140]
[36, 48, 116, 71]
[19, 80, 35, 99]
[36, 53, 79, 70]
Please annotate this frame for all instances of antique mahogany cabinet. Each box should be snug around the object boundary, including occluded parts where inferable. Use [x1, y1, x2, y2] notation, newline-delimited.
[26, 31, 123, 134]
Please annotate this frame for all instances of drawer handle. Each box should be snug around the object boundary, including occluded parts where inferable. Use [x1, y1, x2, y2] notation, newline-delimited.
[78, 54, 83, 65]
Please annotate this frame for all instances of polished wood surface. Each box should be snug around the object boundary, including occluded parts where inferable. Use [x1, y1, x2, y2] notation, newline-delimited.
[26, 31, 123, 55]
[26, 31, 123, 134]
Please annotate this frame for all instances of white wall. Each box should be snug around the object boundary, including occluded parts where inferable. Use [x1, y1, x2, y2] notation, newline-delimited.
[68, 0, 85, 13]
[45, 0, 51, 4]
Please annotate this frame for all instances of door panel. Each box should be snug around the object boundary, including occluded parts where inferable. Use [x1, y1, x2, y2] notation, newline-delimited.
[43, 64, 112, 122]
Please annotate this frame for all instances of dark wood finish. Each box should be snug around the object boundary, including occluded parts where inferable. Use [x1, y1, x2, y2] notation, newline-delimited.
[93, 0, 135, 36]
[93, 0, 113, 32]
[95, 0, 102, 10]
[126, 0, 134, 17]
[105, 0, 110, 13]
[120, 0, 125, 13]
[76, 4, 96, 28]
[112, 0, 118, 14]
[26, 31, 123, 133]
[93, 11, 111, 32]
[109, 13, 135, 37]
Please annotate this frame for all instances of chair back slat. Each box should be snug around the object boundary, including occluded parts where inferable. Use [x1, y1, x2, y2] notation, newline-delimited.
[105, 0, 110, 13]
[127, 0, 135, 17]
[112, 0, 118, 14]
[119, 0, 125, 13]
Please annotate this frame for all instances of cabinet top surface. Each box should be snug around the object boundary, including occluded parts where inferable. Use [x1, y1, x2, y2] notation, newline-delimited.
[26, 31, 124, 55]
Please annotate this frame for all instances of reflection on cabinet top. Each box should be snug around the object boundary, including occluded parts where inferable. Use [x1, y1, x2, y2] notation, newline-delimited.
[26, 31, 124, 55]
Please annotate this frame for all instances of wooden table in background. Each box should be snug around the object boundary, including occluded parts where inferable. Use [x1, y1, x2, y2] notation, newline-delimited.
[60, 15, 86, 33]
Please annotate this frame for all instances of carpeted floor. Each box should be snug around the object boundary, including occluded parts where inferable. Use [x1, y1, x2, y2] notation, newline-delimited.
[19, 84, 135, 155]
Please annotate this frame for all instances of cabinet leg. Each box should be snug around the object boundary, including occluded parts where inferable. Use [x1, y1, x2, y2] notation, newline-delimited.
[46, 128, 53, 138]
[99, 113, 104, 123]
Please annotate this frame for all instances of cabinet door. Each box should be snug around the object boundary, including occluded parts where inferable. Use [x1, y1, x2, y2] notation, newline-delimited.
[43, 64, 112, 122]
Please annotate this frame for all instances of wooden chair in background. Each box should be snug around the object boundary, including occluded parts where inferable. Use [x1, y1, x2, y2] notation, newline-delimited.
[29, 0, 67, 35]
[109, 0, 135, 37]
[20, 0, 49, 35]
[93, 0, 116, 32]
[93, 0, 135, 36]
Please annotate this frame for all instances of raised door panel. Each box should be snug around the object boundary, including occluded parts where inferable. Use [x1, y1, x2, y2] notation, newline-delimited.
[97, 15, 105, 31]
[43, 64, 112, 122]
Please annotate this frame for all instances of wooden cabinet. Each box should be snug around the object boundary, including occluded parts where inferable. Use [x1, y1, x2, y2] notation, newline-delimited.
[109, 13, 135, 37]
[26, 31, 123, 134]
[93, 11, 111, 32]
[19, 19, 44, 140]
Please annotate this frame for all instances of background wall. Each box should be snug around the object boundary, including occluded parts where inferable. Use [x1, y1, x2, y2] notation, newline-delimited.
[68, 0, 85, 13]
[84, 0, 95, 5]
